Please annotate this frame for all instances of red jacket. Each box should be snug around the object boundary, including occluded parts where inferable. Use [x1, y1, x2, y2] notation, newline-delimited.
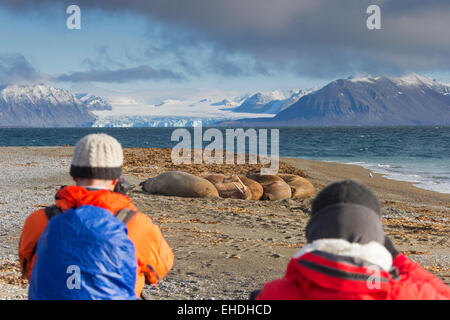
[19, 186, 174, 298]
[256, 251, 450, 300]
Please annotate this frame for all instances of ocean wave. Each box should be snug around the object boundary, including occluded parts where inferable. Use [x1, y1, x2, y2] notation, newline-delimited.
[431, 176, 450, 180]
[347, 161, 450, 194]
[413, 180, 450, 194]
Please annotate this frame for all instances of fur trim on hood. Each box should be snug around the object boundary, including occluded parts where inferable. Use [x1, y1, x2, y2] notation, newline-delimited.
[294, 238, 393, 271]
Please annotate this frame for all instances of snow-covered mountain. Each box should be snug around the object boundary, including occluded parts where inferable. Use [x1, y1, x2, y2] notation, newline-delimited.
[231, 90, 288, 113]
[389, 74, 450, 95]
[4, 73, 446, 128]
[155, 99, 183, 107]
[271, 88, 319, 113]
[346, 73, 450, 95]
[210, 98, 237, 107]
[0, 84, 95, 127]
[224, 74, 450, 126]
[232, 88, 317, 114]
[92, 95, 274, 127]
[76, 93, 112, 111]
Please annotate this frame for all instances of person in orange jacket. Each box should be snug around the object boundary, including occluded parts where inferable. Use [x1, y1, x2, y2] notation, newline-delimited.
[19, 134, 174, 299]
[252, 180, 450, 300]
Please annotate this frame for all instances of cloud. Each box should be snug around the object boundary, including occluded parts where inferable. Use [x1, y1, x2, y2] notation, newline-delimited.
[1, 0, 450, 78]
[81, 45, 127, 70]
[133, 29, 269, 78]
[53, 65, 185, 83]
[0, 52, 184, 85]
[0, 53, 47, 85]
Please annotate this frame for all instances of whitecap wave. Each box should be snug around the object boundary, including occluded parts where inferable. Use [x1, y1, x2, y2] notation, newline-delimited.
[345, 161, 450, 194]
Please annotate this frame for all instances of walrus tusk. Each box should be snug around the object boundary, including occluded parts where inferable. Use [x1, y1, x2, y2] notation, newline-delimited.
[235, 176, 248, 192]
[232, 182, 245, 195]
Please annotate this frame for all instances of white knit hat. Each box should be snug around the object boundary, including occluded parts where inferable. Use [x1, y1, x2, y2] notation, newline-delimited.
[70, 134, 123, 180]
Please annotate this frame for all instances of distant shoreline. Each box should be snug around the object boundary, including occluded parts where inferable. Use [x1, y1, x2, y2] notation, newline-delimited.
[2, 146, 448, 205]
[1, 125, 449, 129]
[1, 145, 449, 196]
[282, 157, 450, 208]
[285, 157, 450, 195]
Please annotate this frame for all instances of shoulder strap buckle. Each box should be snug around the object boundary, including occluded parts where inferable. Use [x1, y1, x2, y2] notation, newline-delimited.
[44, 205, 62, 221]
[114, 208, 137, 225]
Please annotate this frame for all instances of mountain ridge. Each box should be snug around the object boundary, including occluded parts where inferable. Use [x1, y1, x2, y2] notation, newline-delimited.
[1, 74, 449, 127]
[0, 84, 96, 127]
[221, 74, 450, 126]
[231, 88, 317, 114]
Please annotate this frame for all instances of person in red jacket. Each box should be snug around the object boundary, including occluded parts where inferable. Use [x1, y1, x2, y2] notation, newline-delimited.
[254, 180, 450, 300]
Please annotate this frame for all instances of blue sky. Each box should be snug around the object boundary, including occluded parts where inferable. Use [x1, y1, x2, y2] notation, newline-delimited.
[0, 1, 449, 103]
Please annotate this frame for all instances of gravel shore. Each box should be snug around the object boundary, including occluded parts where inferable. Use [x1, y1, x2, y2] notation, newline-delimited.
[0, 147, 71, 299]
[0, 147, 448, 300]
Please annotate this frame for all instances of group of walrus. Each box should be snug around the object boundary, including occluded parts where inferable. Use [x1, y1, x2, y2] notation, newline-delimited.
[141, 171, 315, 200]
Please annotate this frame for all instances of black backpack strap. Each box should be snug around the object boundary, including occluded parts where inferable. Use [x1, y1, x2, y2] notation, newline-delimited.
[114, 208, 137, 225]
[25, 205, 62, 273]
[44, 205, 63, 221]
[46, 204, 136, 224]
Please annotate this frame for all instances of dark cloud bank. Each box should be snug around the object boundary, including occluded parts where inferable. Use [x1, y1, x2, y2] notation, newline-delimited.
[0, 53, 46, 84]
[54, 65, 184, 83]
[0, 52, 184, 84]
[1, 0, 449, 80]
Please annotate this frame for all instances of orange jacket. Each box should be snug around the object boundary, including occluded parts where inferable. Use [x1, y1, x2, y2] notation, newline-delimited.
[18, 185, 174, 298]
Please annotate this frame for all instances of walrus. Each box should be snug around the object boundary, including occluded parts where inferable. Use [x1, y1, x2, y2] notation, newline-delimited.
[204, 174, 252, 200]
[237, 176, 264, 200]
[246, 174, 292, 200]
[277, 174, 315, 198]
[141, 171, 219, 198]
[203, 173, 226, 185]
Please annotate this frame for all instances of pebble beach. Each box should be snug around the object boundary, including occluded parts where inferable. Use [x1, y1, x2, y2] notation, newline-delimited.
[0, 147, 448, 300]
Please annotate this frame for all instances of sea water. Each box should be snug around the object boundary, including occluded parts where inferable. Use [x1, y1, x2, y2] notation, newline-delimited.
[0, 126, 449, 194]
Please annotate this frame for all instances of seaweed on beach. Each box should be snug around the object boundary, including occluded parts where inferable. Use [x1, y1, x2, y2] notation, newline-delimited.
[123, 148, 308, 178]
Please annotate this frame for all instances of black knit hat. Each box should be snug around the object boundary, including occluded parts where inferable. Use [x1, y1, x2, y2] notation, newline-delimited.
[306, 180, 384, 244]
[311, 179, 381, 217]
